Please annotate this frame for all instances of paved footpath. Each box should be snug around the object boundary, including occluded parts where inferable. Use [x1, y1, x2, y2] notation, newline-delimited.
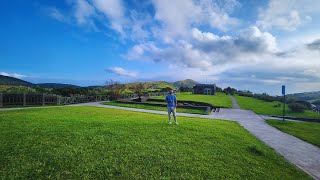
[1, 102, 320, 179]
[230, 95, 241, 109]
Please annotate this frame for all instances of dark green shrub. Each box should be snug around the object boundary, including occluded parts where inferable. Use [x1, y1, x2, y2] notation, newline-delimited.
[288, 103, 307, 113]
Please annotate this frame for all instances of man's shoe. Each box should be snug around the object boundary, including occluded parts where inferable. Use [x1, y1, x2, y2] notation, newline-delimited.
[175, 122, 178, 125]
[168, 122, 172, 124]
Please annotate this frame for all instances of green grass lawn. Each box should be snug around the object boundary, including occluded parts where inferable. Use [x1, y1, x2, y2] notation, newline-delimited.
[0, 107, 310, 179]
[267, 119, 320, 147]
[153, 92, 232, 108]
[234, 95, 320, 119]
[102, 101, 206, 114]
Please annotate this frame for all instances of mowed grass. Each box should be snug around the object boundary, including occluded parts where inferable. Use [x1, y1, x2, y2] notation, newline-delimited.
[153, 92, 232, 108]
[267, 119, 320, 147]
[102, 101, 206, 114]
[234, 95, 320, 119]
[0, 107, 310, 179]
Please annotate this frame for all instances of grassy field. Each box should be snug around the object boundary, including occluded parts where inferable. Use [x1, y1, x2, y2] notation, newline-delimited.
[102, 102, 206, 114]
[267, 119, 320, 147]
[0, 107, 310, 179]
[153, 92, 232, 108]
[234, 95, 320, 119]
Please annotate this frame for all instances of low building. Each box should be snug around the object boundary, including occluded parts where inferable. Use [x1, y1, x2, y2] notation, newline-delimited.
[193, 84, 216, 95]
[311, 103, 320, 112]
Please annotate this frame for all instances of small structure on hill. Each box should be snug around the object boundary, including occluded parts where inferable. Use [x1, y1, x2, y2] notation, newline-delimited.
[193, 84, 216, 95]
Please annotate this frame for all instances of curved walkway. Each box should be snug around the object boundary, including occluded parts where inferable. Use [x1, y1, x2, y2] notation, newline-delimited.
[1, 102, 320, 179]
[230, 95, 240, 109]
[71, 102, 320, 179]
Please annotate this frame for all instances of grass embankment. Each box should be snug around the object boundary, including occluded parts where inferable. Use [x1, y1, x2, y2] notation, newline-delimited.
[102, 101, 206, 114]
[234, 95, 320, 119]
[267, 119, 320, 147]
[153, 92, 232, 108]
[0, 107, 310, 179]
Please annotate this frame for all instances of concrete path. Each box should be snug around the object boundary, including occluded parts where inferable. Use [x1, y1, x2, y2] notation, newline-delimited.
[1, 102, 320, 179]
[71, 102, 320, 179]
[230, 95, 240, 109]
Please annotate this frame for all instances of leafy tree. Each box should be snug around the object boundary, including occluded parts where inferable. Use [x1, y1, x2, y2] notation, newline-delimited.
[129, 83, 145, 102]
[223, 87, 237, 95]
[215, 86, 223, 93]
[179, 86, 192, 92]
[105, 80, 125, 100]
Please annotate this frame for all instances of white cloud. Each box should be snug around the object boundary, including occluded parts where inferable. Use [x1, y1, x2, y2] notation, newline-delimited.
[257, 0, 320, 31]
[73, 0, 95, 24]
[47, 7, 67, 22]
[0, 72, 27, 79]
[70, 0, 98, 31]
[151, 0, 239, 41]
[107, 67, 137, 78]
[92, 0, 126, 35]
[125, 26, 279, 69]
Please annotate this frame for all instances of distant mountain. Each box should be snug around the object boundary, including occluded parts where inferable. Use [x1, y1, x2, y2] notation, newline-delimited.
[173, 79, 198, 88]
[86, 85, 103, 88]
[287, 91, 320, 102]
[0, 75, 34, 86]
[36, 83, 81, 89]
[0, 75, 198, 91]
[0, 75, 81, 89]
[125, 81, 174, 90]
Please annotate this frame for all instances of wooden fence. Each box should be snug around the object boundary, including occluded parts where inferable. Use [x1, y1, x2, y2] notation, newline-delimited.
[0, 92, 169, 107]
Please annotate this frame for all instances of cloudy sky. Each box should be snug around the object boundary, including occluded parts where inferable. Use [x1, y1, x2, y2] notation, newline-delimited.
[1, 0, 320, 94]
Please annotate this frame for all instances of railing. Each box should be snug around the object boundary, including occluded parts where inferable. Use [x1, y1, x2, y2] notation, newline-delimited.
[0, 92, 170, 107]
[0, 93, 58, 107]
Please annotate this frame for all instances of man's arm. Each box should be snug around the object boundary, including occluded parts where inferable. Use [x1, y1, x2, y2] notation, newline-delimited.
[164, 96, 168, 103]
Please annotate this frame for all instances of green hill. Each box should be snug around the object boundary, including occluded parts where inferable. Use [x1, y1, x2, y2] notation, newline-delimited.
[125, 81, 174, 91]
[287, 91, 320, 102]
[0, 75, 81, 89]
[0, 75, 34, 86]
[173, 79, 198, 88]
[36, 83, 81, 89]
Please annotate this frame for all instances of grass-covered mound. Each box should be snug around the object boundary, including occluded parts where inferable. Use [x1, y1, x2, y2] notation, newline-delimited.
[153, 92, 232, 108]
[0, 107, 309, 179]
[267, 119, 320, 147]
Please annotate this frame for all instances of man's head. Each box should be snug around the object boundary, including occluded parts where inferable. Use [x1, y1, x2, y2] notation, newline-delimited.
[169, 88, 174, 94]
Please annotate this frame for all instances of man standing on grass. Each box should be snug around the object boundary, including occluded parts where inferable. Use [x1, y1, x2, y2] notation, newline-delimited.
[165, 88, 178, 125]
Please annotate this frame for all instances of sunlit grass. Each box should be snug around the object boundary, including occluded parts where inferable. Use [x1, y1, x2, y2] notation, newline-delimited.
[235, 95, 320, 119]
[153, 92, 232, 108]
[267, 119, 320, 147]
[0, 107, 310, 179]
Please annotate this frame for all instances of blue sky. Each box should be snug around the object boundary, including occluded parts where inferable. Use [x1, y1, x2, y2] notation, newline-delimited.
[1, 0, 320, 95]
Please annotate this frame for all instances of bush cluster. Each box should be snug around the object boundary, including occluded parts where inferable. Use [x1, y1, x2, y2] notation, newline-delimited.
[288, 103, 307, 113]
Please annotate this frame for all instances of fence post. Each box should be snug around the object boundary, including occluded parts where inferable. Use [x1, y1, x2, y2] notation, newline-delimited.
[42, 93, 45, 106]
[23, 93, 27, 106]
[56, 95, 60, 106]
[0, 93, 3, 107]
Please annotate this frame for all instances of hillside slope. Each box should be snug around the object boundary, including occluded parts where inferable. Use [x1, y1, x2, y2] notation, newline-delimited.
[37, 83, 81, 88]
[0, 75, 34, 86]
[173, 79, 198, 88]
[125, 81, 173, 90]
[287, 91, 320, 102]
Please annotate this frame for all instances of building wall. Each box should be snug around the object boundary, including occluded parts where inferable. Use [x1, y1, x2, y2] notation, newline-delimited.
[193, 86, 216, 95]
